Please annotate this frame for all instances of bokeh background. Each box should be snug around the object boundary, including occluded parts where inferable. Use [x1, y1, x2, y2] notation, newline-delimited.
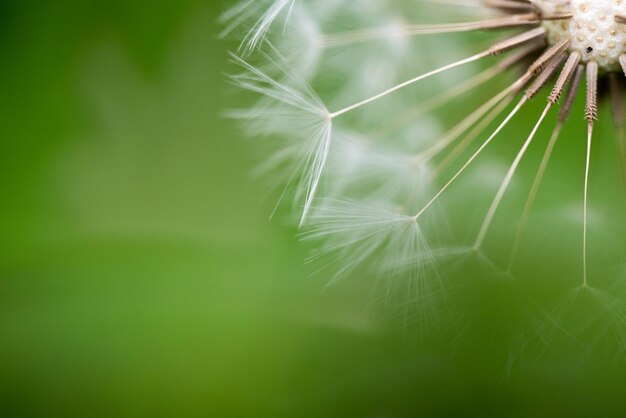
[3, 1, 626, 417]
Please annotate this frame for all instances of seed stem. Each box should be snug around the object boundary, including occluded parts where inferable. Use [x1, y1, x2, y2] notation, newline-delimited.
[413, 95, 527, 221]
[474, 101, 551, 250]
[329, 51, 491, 119]
[583, 61, 598, 287]
[329, 28, 547, 119]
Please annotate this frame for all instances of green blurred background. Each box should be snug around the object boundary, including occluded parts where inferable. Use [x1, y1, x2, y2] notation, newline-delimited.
[2, 2, 626, 417]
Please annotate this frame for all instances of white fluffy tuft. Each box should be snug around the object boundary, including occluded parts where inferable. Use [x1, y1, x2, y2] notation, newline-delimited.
[228, 46, 332, 224]
[221, 0, 296, 55]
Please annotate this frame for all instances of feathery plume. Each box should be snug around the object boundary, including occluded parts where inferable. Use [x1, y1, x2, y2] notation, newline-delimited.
[221, 0, 296, 55]
[228, 46, 331, 223]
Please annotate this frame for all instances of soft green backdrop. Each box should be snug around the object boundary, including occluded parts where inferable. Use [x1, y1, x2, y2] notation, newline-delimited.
[2, 2, 626, 417]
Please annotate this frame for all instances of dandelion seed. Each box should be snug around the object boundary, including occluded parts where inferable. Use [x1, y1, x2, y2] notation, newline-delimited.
[583, 60, 598, 287]
[508, 63, 585, 270]
[474, 51, 580, 250]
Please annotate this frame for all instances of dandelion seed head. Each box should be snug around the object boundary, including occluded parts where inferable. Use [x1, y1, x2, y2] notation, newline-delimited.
[542, 0, 626, 70]
[224, 0, 626, 346]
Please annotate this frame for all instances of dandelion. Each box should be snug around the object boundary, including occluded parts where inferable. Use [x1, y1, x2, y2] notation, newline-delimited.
[225, 0, 626, 335]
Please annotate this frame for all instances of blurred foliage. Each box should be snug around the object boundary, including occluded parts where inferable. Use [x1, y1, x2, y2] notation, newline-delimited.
[2, 2, 626, 417]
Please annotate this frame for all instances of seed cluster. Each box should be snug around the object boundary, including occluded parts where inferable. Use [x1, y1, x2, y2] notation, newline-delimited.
[542, 0, 626, 70]
[227, 0, 626, 289]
